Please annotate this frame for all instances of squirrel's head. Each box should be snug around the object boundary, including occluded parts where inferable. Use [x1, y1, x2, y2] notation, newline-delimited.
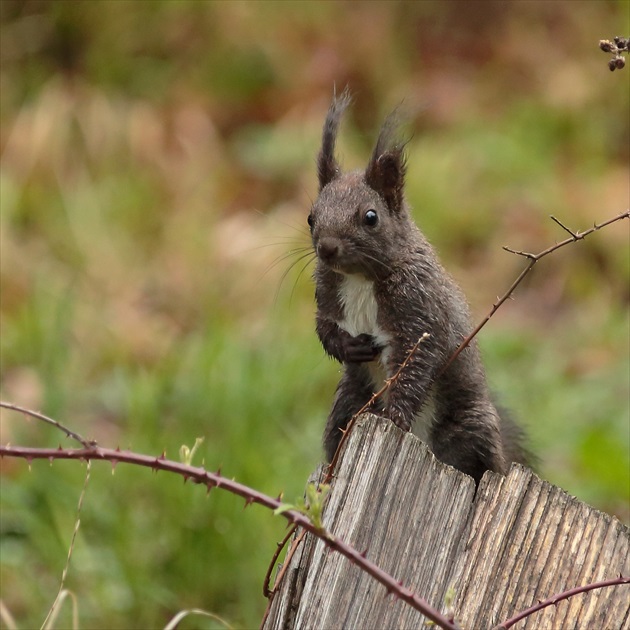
[308, 89, 411, 279]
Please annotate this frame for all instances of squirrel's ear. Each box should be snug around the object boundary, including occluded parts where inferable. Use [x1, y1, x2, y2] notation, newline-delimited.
[318, 88, 352, 190]
[365, 147, 406, 212]
[365, 109, 407, 211]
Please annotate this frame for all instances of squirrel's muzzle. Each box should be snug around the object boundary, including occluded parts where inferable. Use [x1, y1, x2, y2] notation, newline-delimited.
[317, 236, 343, 266]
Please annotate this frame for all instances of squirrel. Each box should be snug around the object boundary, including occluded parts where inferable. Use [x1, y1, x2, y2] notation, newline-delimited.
[308, 90, 530, 483]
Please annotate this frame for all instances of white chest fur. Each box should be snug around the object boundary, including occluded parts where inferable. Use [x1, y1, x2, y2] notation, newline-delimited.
[337, 274, 435, 443]
[337, 275, 389, 347]
[337, 274, 392, 391]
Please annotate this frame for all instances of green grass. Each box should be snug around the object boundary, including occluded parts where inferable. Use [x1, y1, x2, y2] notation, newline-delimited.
[1, 2, 628, 628]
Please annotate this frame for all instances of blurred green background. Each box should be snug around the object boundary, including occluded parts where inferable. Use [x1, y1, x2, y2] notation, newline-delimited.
[1, 1, 628, 628]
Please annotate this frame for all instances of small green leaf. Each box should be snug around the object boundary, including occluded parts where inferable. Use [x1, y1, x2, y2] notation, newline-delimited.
[179, 437, 205, 466]
[273, 503, 297, 516]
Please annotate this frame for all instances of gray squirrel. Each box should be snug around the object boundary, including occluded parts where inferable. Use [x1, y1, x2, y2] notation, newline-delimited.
[309, 91, 529, 482]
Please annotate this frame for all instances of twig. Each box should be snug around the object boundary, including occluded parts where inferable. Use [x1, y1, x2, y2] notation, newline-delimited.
[260, 528, 309, 627]
[549, 215, 579, 239]
[0, 442, 460, 630]
[325, 332, 430, 480]
[354, 333, 431, 422]
[262, 525, 298, 598]
[260, 528, 304, 630]
[493, 575, 630, 629]
[0, 401, 96, 449]
[440, 209, 629, 375]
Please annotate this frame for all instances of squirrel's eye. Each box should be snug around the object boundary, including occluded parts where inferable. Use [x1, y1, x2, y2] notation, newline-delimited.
[364, 209, 378, 227]
[307, 214, 314, 231]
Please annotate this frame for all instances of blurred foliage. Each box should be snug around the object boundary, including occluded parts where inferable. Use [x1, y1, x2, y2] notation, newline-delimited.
[1, 1, 628, 628]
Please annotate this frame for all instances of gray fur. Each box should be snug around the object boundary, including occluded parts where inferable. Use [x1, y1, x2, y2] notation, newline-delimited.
[309, 92, 530, 483]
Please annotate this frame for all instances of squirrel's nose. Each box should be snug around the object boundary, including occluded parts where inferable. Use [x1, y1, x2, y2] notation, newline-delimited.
[317, 237, 341, 264]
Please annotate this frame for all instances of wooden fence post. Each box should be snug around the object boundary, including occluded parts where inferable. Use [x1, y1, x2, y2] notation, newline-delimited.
[263, 414, 629, 629]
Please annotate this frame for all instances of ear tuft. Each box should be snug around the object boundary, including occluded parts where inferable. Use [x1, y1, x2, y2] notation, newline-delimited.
[365, 110, 407, 211]
[318, 87, 352, 190]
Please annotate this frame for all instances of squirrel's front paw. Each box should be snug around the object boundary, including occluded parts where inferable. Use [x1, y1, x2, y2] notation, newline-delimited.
[341, 333, 383, 363]
[387, 409, 411, 433]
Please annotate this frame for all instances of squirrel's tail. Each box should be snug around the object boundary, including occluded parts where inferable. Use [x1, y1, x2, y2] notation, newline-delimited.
[496, 404, 537, 470]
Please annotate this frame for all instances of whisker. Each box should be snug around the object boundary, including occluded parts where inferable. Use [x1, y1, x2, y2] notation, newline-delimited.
[266, 246, 312, 275]
[252, 208, 311, 239]
[250, 238, 308, 251]
[288, 255, 317, 306]
[261, 243, 311, 275]
[357, 246, 394, 275]
[274, 249, 316, 305]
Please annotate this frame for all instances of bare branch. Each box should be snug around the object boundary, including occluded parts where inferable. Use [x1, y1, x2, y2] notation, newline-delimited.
[0, 442, 460, 630]
[263, 525, 298, 598]
[501, 246, 536, 259]
[494, 576, 630, 629]
[0, 401, 96, 449]
[549, 215, 580, 239]
[440, 209, 629, 375]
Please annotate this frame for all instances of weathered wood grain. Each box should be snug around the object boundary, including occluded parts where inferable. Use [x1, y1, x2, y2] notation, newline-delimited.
[263, 414, 629, 630]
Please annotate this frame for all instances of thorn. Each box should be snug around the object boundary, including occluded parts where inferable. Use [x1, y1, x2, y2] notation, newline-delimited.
[182, 475, 189, 484]
[159, 450, 166, 460]
[115, 446, 121, 452]
[243, 497, 254, 509]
